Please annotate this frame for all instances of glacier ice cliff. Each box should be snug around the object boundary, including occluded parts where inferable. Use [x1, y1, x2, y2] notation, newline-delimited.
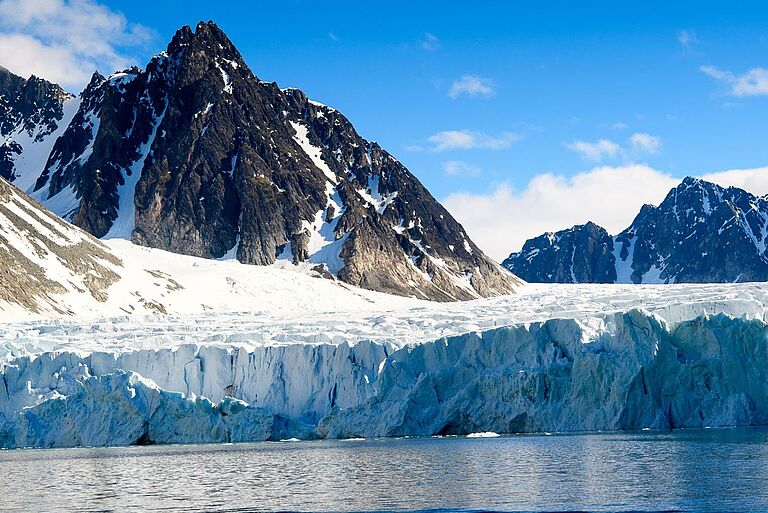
[2, 310, 768, 448]
[5, 372, 315, 448]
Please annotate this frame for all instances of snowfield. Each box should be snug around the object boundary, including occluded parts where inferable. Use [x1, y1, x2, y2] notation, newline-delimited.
[2, 238, 768, 448]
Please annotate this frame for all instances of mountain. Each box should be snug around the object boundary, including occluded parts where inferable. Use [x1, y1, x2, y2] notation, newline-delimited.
[8, 21, 519, 301]
[503, 221, 616, 283]
[504, 177, 768, 283]
[0, 67, 77, 191]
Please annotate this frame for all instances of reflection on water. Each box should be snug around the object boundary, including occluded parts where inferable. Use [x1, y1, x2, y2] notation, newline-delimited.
[1, 428, 767, 512]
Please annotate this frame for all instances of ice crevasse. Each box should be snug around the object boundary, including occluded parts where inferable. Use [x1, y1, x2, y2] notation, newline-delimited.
[2, 309, 768, 448]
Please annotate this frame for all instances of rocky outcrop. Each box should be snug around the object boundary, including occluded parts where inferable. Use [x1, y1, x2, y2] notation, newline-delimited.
[25, 22, 519, 301]
[504, 177, 768, 283]
[0, 176, 121, 315]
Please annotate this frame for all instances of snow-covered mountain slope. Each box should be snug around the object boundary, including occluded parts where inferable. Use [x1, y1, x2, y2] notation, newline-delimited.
[0, 175, 124, 319]
[21, 21, 519, 301]
[504, 177, 768, 284]
[0, 68, 77, 191]
[0, 175, 414, 322]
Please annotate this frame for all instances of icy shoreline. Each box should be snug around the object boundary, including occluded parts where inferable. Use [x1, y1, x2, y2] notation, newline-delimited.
[3, 308, 768, 449]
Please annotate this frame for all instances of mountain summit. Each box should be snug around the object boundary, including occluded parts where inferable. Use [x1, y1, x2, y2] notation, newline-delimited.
[504, 177, 768, 284]
[0, 68, 76, 191]
[3, 22, 520, 301]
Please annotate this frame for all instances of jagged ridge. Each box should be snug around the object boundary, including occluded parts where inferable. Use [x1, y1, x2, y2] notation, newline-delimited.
[504, 177, 768, 283]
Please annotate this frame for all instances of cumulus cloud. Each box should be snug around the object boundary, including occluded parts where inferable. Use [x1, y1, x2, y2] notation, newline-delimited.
[420, 32, 440, 51]
[566, 139, 621, 161]
[442, 160, 481, 177]
[701, 65, 768, 97]
[442, 164, 768, 261]
[448, 75, 495, 98]
[628, 132, 662, 154]
[426, 130, 521, 152]
[701, 166, 768, 195]
[0, 0, 154, 88]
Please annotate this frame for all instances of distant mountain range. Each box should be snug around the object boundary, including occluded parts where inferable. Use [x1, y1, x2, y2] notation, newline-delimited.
[504, 177, 768, 283]
[0, 21, 520, 301]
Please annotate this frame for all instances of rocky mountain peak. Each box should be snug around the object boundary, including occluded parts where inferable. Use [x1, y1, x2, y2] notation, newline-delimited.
[167, 21, 234, 53]
[165, 21, 250, 86]
[660, 176, 726, 212]
[0, 68, 74, 133]
[680, 175, 706, 187]
[80, 71, 107, 101]
[5, 21, 520, 301]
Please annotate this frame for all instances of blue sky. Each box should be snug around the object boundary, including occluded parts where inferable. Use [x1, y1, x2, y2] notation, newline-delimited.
[96, 0, 768, 189]
[2, 0, 768, 257]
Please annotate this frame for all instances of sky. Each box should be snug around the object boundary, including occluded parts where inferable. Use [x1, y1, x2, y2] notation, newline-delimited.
[2, 0, 768, 259]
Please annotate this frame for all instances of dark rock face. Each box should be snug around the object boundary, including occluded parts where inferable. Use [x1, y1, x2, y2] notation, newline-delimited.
[29, 22, 519, 301]
[0, 67, 74, 188]
[505, 177, 768, 284]
[503, 221, 616, 283]
[614, 177, 768, 283]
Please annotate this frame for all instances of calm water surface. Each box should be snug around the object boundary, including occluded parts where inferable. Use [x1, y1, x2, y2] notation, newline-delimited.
[1, 428, 767, 512]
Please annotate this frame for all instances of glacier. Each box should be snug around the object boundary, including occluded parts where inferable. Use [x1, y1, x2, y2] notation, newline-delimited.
[3, 306, 768, 449]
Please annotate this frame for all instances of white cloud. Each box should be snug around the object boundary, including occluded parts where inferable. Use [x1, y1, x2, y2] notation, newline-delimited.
[0, 0, 154, 88]
[443, 165, 677, 260]
[327, 32, 339, 42]
[629, 132, 662, 154]
[701, 65, 768, 97]
[701, 166, 768, 195]
[448, 75, 495, 98]
[442, 164, 768, 261]
[677, 29, 698, 51]
[426, 130, 521, 152]
[442, 160, 481, 177]
[567, 134, 662, 162]
[420, 32, 440, 51]
[566, 139, 621, 162]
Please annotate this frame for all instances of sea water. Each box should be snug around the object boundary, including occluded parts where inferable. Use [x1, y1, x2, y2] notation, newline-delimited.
[1, 428, 767, 512]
